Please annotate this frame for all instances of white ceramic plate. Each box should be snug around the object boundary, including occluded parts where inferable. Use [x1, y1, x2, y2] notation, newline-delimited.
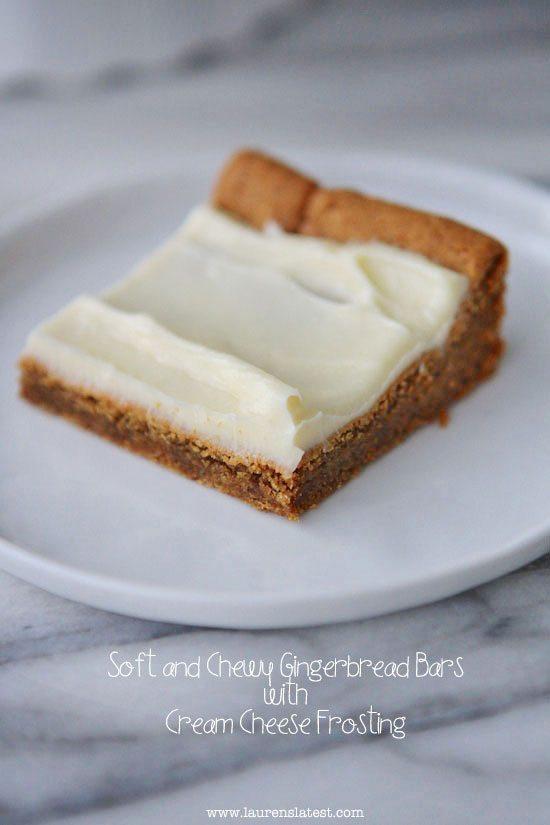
[1, 153, 549, 628]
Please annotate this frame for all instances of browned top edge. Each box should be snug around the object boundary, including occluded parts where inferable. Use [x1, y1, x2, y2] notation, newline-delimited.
[211, 148, 318, 233]
[211, 148, 508, 284]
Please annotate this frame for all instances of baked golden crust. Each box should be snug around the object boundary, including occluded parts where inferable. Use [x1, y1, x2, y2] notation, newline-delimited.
[212, 148, 507, 285]
[19, 149, 508, 518]
[212, 149, 317, 232]
[302, 188, 506, 285]
[19, 357, 298, 518]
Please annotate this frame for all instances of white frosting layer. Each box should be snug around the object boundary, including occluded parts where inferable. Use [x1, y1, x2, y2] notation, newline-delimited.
[23, 205, 468, 473]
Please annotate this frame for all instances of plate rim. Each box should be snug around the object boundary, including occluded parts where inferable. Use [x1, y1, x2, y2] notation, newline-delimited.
[0, 525, 548, 628]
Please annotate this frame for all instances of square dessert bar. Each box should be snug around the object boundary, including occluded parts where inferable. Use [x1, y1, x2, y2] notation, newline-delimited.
[20, 150, 507, 518]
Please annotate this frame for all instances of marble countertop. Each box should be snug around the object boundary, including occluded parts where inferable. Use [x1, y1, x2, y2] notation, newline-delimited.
[2, 554, 550, 824]
[1, 2, 549, 822]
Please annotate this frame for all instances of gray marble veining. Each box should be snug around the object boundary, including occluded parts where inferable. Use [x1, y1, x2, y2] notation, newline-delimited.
[0, 0, 328, 101]
[1, 551, 549, 824]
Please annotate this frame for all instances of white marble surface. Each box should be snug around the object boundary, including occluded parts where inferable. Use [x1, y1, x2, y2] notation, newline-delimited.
[1, 2, 549, 822]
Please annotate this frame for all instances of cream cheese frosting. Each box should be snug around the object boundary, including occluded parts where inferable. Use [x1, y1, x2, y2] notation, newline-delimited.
[22, 205, 468, 473]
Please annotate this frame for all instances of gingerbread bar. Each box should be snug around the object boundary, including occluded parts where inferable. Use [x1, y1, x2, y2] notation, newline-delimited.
[19, 150, 507, 518]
